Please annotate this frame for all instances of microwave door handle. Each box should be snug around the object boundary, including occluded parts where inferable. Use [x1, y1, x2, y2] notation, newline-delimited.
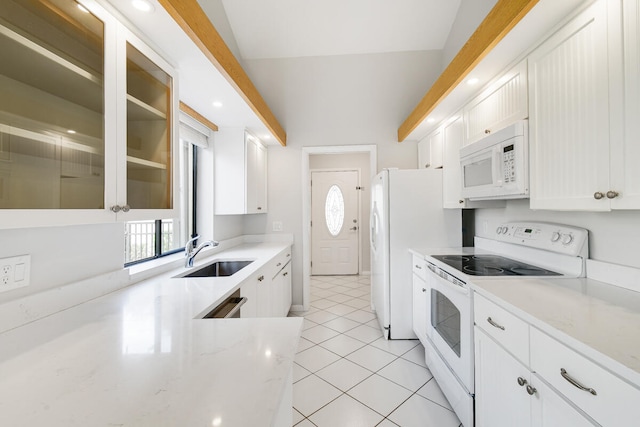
[493, 147, 503, 187]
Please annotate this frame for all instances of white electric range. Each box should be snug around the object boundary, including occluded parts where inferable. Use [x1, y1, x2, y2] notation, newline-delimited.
[416, 221, 589, 427]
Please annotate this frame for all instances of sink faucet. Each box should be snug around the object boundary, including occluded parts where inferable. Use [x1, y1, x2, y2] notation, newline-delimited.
[184, 235, 219, 268]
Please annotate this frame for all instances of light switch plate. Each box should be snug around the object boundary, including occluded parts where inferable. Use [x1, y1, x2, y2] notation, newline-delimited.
[272, 221, 283, 232]
[0, 254, 30, 293]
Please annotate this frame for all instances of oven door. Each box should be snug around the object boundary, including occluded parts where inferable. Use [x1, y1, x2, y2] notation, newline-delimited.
[424, 268, 473, 393]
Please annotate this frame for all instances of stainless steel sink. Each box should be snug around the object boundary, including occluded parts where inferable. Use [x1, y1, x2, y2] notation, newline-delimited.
[177, 260, 253, 278]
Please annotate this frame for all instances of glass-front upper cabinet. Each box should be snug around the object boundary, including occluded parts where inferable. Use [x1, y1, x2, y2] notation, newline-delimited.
[124, 41, 173, 211]
[0, 1, 178, 228]
[0, 0, 105, 211]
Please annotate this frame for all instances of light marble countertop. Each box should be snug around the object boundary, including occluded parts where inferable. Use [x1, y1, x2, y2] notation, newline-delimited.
[0, 242, 303, 426]
[410, 247, 640, 388]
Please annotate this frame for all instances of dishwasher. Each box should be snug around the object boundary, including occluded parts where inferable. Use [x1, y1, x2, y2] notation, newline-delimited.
[202, 290, 247, 318]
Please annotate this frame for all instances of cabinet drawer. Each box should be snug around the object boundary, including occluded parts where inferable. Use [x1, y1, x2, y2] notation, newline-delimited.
[531, 328, 640, 427]
[271, 249, 292, 279]
[412, 255, 427, 282]
[474, 293, 529, 366]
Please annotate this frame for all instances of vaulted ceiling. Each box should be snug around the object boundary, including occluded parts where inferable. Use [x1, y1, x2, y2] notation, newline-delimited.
[218, 0, 462, 59]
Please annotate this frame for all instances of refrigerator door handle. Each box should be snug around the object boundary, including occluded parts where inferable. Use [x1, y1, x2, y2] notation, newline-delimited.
[370, 209, 377, 251]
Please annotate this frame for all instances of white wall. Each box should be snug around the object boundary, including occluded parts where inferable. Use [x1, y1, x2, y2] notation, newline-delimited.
[441, 0, 499, 70]
[0, 223, 123, 305]
[474, 200, 640, 269]
[309, 153, 371, 273]
[242, 50, 443, 305]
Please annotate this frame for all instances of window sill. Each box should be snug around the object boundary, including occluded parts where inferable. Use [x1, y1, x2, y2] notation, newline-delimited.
[127, 252, 185, 284]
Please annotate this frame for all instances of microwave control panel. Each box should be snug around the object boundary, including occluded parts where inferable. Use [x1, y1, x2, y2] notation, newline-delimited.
[502, 144, 515, 183]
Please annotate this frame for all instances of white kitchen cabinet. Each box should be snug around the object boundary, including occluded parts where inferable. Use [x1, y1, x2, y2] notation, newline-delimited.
[417, 136, 430, 169]
[272, 261, 292, 317]
[463, 59, 528, 146]
[240, 273, 258, 318]
[528, 0, 613, 211]
[214, 128, 268, 214]
[0, 1, 178, 228]
[613, 0, 640, 209]
[412, 255, 428, 345]
[475, 328, 532, 427]
[475, 328, 595, 427]
[417, 127, 443, 169]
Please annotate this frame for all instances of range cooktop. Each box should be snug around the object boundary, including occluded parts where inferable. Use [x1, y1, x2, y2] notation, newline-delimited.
[432, 254, 561, 277]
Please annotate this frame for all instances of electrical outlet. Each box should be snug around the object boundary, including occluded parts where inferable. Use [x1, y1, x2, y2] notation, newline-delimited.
[272, 221, 283, 232]
[0, 255, 30, 293]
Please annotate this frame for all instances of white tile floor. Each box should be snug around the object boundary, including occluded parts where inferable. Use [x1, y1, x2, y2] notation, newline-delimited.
[289, 275, 462, 427]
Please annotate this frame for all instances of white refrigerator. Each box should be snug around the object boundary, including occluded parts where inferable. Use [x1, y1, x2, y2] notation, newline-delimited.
[370, 168, 461, 339]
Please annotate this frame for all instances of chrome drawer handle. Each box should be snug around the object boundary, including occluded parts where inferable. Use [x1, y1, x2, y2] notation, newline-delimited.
[560, 368, 597, 396]
[517, 377, 527, 387]
[415, 265, 422, 269]
[487, 317, 505, 330]
[277, 262, 282, 267]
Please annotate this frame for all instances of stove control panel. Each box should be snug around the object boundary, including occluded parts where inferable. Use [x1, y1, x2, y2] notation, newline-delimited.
[493, 222, 588, 257]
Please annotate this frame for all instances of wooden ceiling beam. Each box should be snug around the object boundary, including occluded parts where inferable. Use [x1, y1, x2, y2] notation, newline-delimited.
[179, 101, 219, 131]
[397, 0, 539, 142]
[158, 0, 287, 146]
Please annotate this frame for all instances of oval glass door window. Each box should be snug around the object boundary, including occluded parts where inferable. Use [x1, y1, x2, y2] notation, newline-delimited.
[325, 185, 345, 236]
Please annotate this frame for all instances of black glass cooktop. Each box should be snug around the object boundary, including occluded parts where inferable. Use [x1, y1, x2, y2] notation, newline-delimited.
[432, 254, 561, 277]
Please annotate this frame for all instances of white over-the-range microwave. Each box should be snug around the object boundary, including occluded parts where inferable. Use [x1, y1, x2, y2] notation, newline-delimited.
[460, 120, 529, 200]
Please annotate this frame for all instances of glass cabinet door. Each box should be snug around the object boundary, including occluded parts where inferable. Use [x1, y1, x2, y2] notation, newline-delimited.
[0, 0, 105, 209]
[125, 42, 173, 210]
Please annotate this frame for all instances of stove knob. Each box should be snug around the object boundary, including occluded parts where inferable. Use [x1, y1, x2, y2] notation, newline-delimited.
[501, 226, 509, 234]
[551, 232, 561, 242]
[561, 234, 574, 245]
[496, 227, 503, 235]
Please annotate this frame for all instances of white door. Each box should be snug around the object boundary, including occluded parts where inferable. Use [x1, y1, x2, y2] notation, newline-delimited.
[311, 170, 359, 275]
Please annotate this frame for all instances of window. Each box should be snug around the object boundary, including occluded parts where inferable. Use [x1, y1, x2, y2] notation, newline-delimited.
[325, 184, 345, 236]
[124, 112, 211, 265]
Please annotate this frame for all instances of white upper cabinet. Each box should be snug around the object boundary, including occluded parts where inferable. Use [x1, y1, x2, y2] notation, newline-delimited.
[529, 0, 640, 211]
[0, 1, 178, 228]
[214, 128, 268, 215]
[463, 59, 528, 146]
[417, 136, 430, 169]
[528, 0, 610, 211]
[613, 0, 640, 209]
[417, 127, 443, 169]
[442, 116, 466, 208]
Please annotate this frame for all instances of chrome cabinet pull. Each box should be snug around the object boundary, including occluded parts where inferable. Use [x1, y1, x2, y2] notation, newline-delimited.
[283, 272, 288, 277]
[110, 205, 121, 213]
[121, 204, 130, 212]
[593, 192, 605, 200]
[606, 191, 619, 199]
[486, 317, 505, 330]
[526, 385, 537, 396]
[560, 368, 597, 395]
[484, 129, 491, 134]
[422, 288, 426, 292]
[415, 265, 422, 269]
[277, 262, 282, 267]
[517, 377, 527, 387]
[257, 275, 264, 282]
[459, 200, 464, 204]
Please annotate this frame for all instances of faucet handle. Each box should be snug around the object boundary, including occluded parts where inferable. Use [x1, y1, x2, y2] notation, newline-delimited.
[185, 235, 200, 253]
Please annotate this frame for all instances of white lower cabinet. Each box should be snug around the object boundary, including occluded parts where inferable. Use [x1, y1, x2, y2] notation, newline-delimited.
[411, 255, 428, 345]
[474, 293, 598, 427]
[241, 247, 292, 318]
[475, 328, 531, 427]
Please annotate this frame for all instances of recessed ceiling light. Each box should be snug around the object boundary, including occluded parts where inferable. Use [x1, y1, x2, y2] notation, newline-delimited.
[427, 118, 435, 123]
[467, 77, 479, 85]
[67, 129, 77, 134]
[132, 0, 154, 12]
[263, 135, 271, 140]
[77, 4, 90, 13]
[212, 101, 223, 108]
